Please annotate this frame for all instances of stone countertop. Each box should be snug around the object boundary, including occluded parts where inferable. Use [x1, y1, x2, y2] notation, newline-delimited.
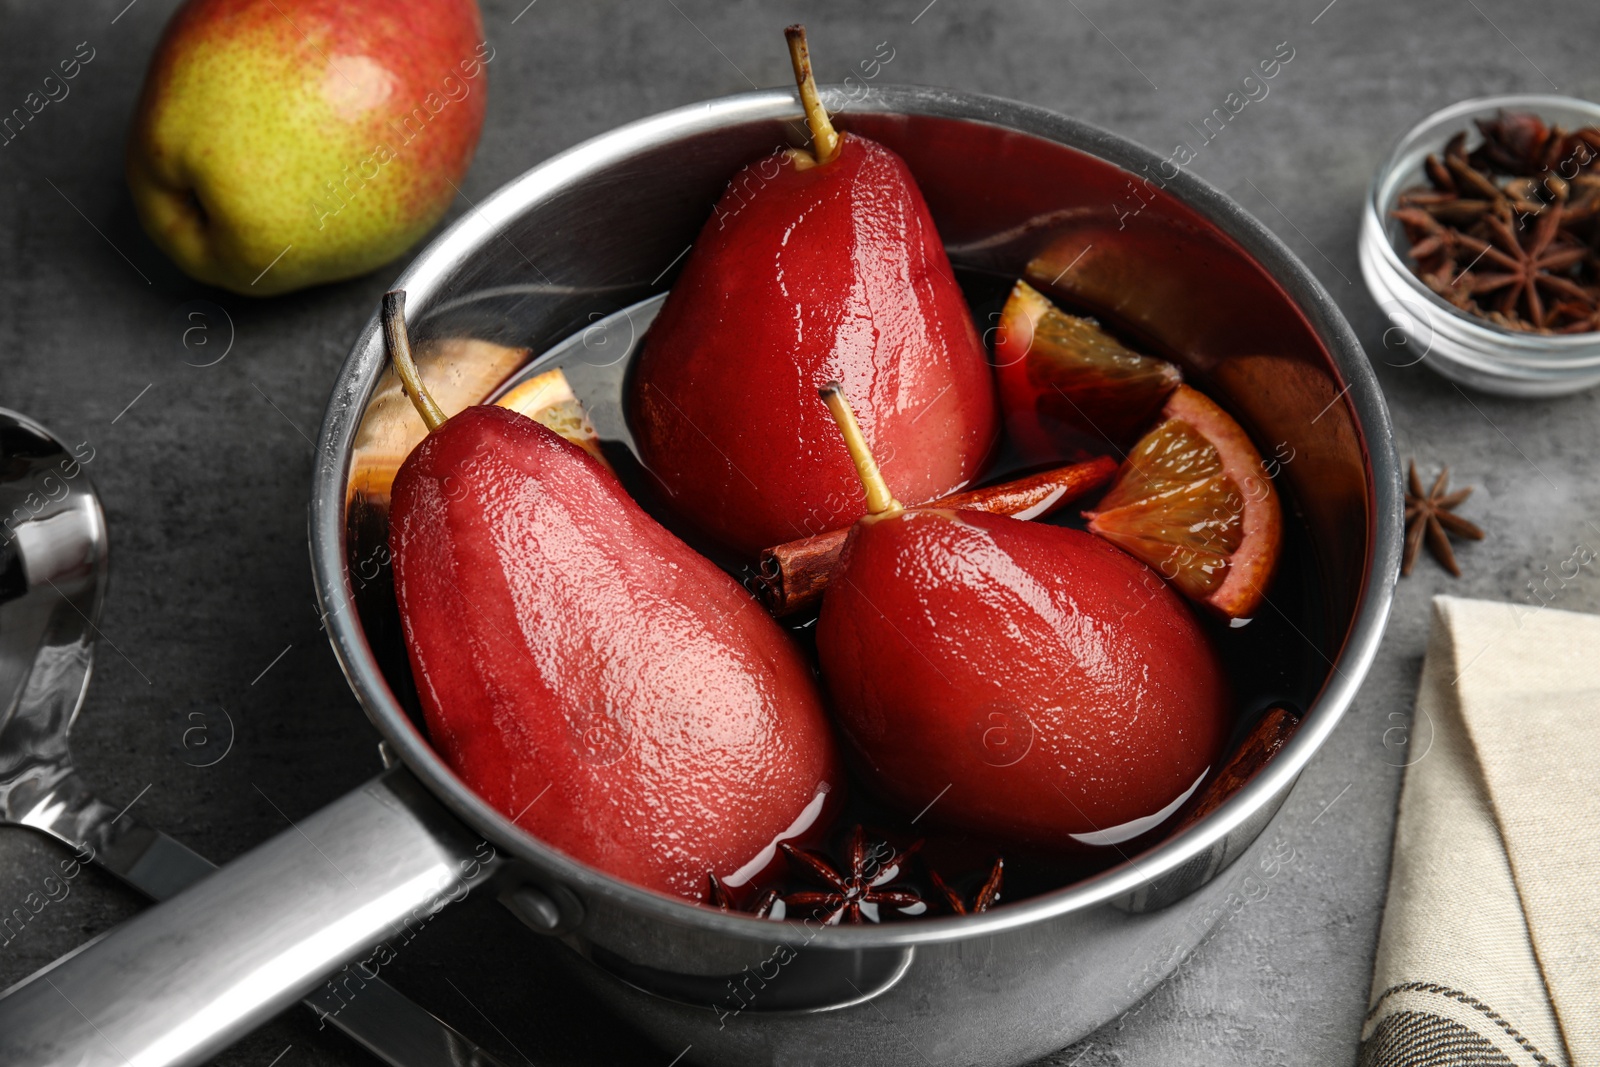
[3, 0, 1597, 1064]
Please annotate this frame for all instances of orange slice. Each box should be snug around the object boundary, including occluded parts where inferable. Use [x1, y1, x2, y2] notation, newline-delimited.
[350, 338, 532, 505]
[994, 280, 1181, 461]
[350, 344, 608, 506]
[1085, 385, 1281, 621]
[496, 368, 610, 471]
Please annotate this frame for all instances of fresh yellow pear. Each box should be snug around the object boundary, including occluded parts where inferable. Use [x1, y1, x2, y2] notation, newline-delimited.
[126, 0, 490, 296]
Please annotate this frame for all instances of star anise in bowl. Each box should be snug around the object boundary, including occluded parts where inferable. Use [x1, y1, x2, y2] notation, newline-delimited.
[1393, 109, 1600, 334]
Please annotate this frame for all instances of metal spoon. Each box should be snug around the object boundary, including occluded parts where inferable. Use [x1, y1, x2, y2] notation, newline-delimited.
[0, 407, 511, 1067]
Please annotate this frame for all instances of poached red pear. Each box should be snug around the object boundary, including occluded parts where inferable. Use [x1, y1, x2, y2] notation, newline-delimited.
[814, 383, 1228, 850]
[626, 26, 998, 557]
[382, 293, 843, 901]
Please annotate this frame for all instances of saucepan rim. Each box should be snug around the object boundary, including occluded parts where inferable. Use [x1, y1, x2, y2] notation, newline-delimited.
[311, 84, 1401, 949]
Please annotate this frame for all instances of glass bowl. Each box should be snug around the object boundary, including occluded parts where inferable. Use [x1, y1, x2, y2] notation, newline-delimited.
[1359, 93, 1600, 396]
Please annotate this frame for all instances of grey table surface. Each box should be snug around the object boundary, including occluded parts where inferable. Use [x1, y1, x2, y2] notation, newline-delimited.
[3, 0, 1597, 1064]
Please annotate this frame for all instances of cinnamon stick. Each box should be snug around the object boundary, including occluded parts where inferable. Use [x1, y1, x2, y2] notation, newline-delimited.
[754, 456, 1118, 616]
[1174, 704, 1302, 832]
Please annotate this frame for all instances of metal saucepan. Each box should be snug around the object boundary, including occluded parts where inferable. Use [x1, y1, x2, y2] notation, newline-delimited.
[0, 85, 1401, 1067]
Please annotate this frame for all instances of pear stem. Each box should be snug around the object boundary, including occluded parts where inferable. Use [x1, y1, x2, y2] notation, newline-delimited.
[383, 290, 446, 432]
[819, 382, 901, 516]
[785, 25, 840, 166]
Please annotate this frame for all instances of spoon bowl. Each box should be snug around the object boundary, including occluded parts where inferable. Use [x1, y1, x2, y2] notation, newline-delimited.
[0, 409, 106, 816]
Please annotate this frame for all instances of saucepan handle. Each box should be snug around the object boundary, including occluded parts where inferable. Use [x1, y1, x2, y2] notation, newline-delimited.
[0, 766, 501, 1067]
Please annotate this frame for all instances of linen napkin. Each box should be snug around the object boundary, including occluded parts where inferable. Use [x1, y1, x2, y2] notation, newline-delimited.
[1361, 596, 1600, 1067]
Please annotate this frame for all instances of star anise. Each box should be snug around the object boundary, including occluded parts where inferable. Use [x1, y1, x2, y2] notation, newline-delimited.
[706, 872, 780, 918]
[780, 826, 925, 924]
[1404, 461, 1484, 577]
[1552, 299, 1600, 334]
[928, 857, 1004, 915]
[1423, 151, 1456, 193]
[1445, 154, 1507, 203]
[1561, 184, 1600, 233]
[1392, 206, 1466, 266]
[1457, 202, 1589, 328]
[1470, 110, 1559, 175]
[1393, 111, 1600, 333]
[1391, 209, 1483, 312]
